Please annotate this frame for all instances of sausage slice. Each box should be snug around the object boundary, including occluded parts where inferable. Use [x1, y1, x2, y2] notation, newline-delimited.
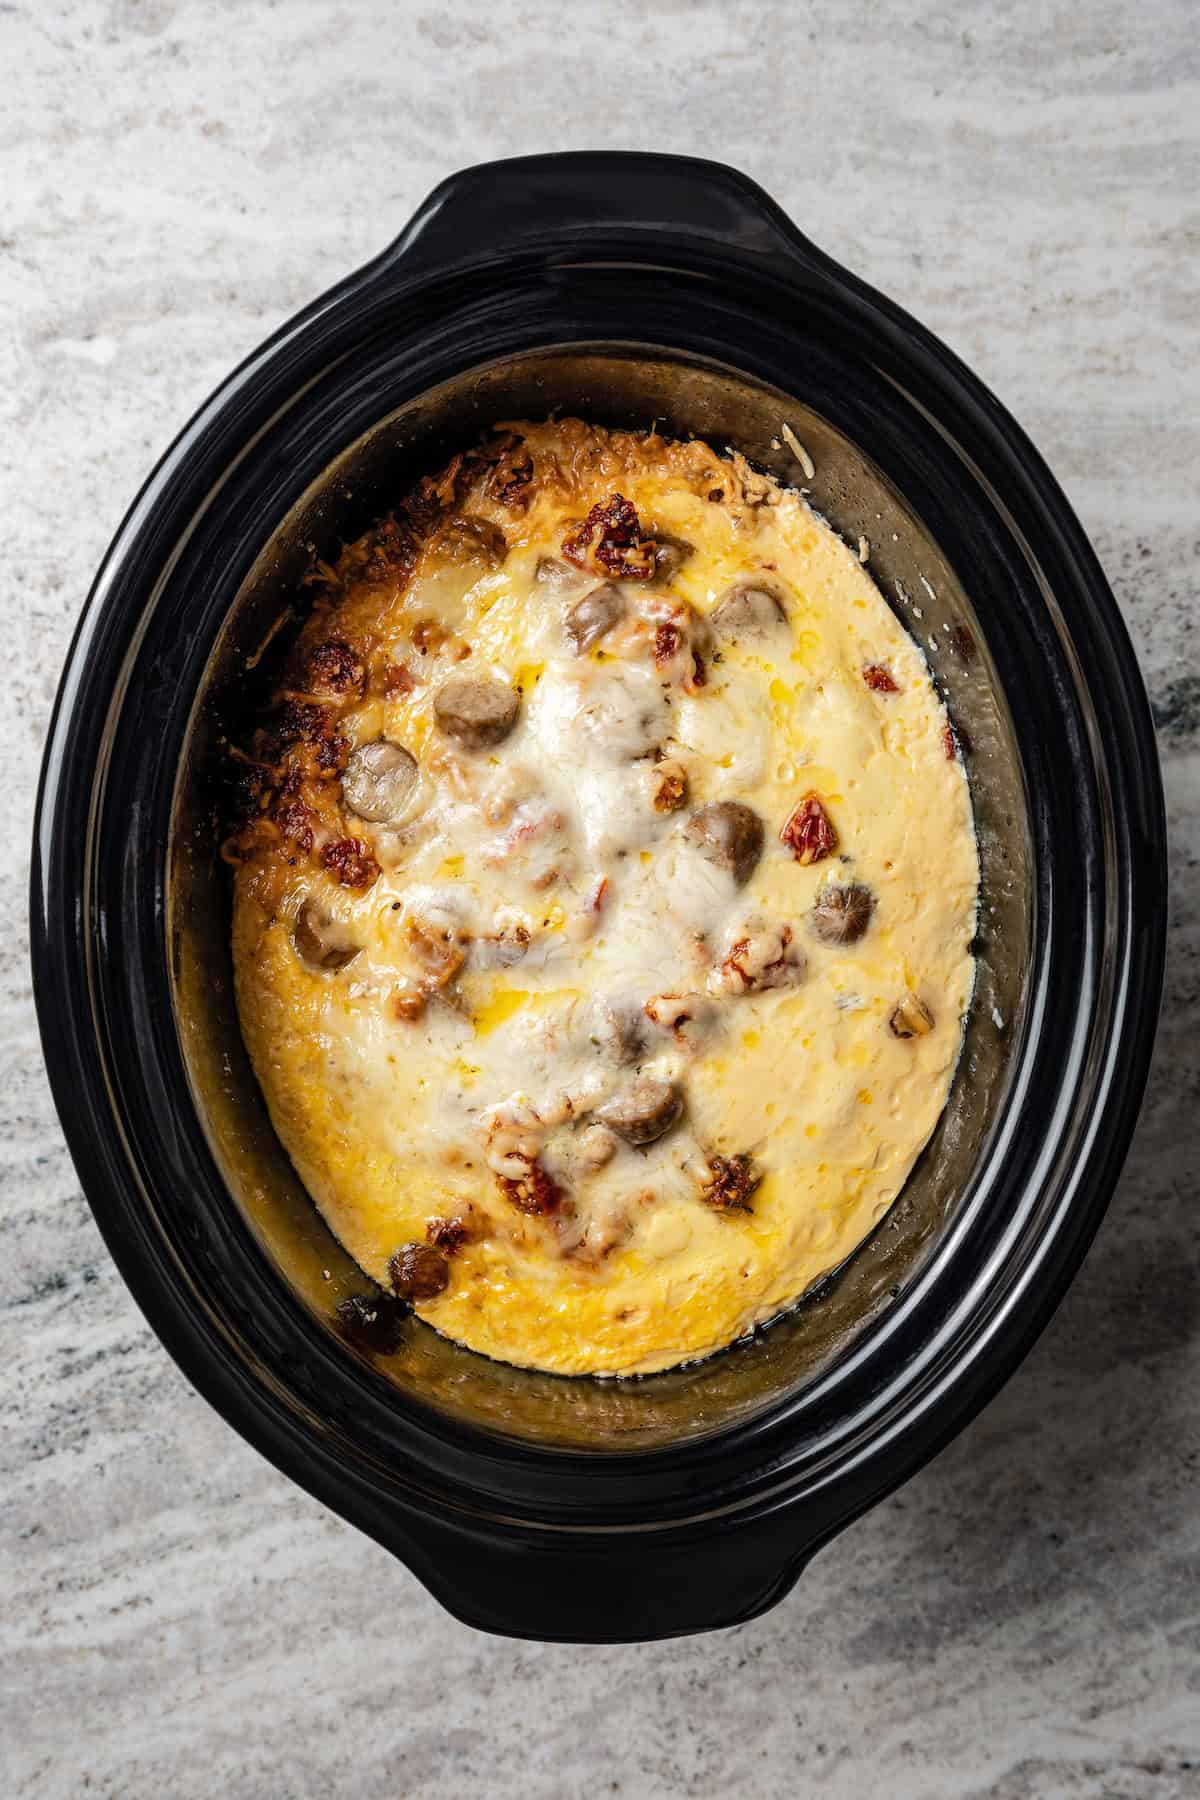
[433, 677, 520, 751]
[710, 583, 787, 640]
[590, 998, 646, 1065]
[342, 739, 418, 823]
[594, 1077, 683, 1146]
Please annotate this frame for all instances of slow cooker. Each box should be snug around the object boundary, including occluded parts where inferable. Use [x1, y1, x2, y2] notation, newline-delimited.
[31, 153, 1166, 1641]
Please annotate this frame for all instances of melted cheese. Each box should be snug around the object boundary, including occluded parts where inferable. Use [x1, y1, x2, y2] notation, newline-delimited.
[232, 421, 978, 1376]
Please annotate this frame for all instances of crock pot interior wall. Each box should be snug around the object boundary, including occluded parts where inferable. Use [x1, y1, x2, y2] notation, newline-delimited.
[170, 348, 1031, 1452]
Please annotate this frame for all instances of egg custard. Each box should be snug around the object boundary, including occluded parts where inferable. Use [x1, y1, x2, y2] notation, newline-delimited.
[229, 419, 978, 1377]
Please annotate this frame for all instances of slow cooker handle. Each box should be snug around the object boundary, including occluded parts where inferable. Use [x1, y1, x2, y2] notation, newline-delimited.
[377, 151, 837, 292]
[391, 1501, 823, 1643]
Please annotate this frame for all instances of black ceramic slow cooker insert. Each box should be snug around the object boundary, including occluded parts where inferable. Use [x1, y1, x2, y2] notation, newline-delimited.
[31, 153, 1166, 1642]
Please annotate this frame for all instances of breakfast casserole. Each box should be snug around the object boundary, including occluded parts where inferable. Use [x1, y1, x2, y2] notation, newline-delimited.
[227, 419, 978, 1375]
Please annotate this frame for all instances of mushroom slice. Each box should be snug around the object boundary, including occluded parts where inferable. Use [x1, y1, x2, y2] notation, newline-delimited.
[432, 513, 508, 570]
[710, 583, 787, 639]
[650, 533, 694, 583]
[890, 994, 935, 1038]
[563, 582, 625, 655]
[808, 882, 875, 946]
[293, 899, 360, 971]
[535, 555, 588, 595]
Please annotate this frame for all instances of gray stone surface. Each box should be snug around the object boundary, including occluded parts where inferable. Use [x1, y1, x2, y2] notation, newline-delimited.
[2, 1, 1197, 1794]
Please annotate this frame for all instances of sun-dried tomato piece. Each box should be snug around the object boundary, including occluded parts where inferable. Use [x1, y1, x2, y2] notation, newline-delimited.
[426, 1214, 471, 1254]
[942, 712, 971, 756]
[273, 798, 314, 852]
[307, 639, 366, 696]
[862, 662, 900, 694]
[411, 452, 467, 525]
[391, 984, 428, 1022]
[780, 794, 837, 864]
[321, 836, 379, 889]
[315, 733, 350, 773]
[650, 760, 688, 813]
[411, 618, 449, 658]
[654, 620, 683, 666]
[943, 716, 972, 759]
[498, 468, 534, 509]
[362, 515, 420, 583]
[405, 915, 468, 987]
[486, 437, 535, 511]
[700, 1154, 760, 1210]
[498, 1161, 563, 1216]
[562, 494, 655, 580]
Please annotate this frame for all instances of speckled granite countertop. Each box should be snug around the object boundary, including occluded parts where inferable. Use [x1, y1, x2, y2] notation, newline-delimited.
[2, 2, 1197, 1795]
